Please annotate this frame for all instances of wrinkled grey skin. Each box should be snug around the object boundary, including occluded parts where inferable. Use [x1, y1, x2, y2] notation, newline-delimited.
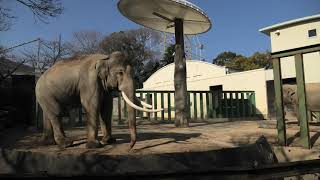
[283, 83, 320, 120]
[36, 51, 136, 149]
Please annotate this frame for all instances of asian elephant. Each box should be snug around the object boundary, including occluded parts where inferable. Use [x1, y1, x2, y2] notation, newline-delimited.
[282, 83, 320, 120]
[35, 51, 162, 149]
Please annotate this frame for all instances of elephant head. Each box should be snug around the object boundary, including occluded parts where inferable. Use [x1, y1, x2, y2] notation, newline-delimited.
[95, 51, 162, 149]
[282, 84, 297, 106]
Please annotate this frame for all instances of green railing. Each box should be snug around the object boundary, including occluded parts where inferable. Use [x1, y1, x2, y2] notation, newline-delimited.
[35, 90, 257, 128]
[117, 90, 256, 122]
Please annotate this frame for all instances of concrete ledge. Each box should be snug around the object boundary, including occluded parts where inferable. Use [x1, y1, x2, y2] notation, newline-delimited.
[0, 136, 276, 177]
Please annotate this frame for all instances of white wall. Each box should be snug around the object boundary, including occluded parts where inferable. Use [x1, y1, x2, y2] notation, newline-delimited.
[265, 51, 320, 83]
[270, 20, 320, 52]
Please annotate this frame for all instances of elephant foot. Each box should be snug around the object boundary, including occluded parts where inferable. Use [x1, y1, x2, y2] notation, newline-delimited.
[56, 138, 73, 149]
[86, 140, 102, 149]
[101, 136, 116, 145]
[129, 140, 136, 150]
[39, 136, 56, 146]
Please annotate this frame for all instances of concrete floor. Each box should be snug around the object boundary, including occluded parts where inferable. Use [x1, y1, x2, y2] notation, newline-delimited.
[1, 120, 320, 163]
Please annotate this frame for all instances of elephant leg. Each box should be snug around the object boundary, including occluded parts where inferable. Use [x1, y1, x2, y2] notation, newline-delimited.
[81, 98, 102, 149]
[39, 113, 55, 145]
[100, 94, 116, 145]
[47, 114, 73, 149]
[294, 104, 301, 126]
[42, 101, 72, 149]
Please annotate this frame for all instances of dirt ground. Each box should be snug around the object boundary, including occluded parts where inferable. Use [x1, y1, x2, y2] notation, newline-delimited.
[1, 120, 320, 162]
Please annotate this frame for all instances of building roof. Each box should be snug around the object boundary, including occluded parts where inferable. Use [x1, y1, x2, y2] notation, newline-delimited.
[146, 60, 226, 82]
[0, 57, 34, 76]
[259, 14, 320, 36]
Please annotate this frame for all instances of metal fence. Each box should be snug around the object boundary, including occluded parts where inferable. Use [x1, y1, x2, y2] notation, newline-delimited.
[117, 90, 257, 122]
[35, 90, 257, 129]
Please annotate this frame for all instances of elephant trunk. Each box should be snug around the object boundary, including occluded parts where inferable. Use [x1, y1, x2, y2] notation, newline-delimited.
[121, 85, 137, 150]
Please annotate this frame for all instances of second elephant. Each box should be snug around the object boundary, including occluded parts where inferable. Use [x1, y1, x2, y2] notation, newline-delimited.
[282, 83, 320, 120]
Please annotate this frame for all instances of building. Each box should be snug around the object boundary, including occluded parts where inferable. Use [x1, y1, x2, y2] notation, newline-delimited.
[259, 14, 320, 84]
[260, 14, 320, 119]
[141, 60, 269, 119]
[141, 14, 320, 120]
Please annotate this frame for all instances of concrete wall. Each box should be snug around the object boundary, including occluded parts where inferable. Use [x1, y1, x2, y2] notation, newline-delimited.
[269, 20, 320, 52]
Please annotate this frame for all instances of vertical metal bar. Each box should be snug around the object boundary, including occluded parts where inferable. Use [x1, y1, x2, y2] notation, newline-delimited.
[146, 92, 151, 121]
[224, 92, 228, 118]
[218, 92, 223, 118]
[193, 92, 197, 120]
[241, 93, 245, 117]
[140, 92, 143, 120]
[154, 92, 158, 121]
[295, 54, 310, 149]
[230, 92, 234, 118]
[251, 92, 256, 116]
[200, 93, 204, 119]
[188, 92, 192, 119]
[161, 92, 164, 121]
[236, 92, 240, 118]
[247, 92, 252, 117]
[273, 57, 286, 146]
[206, 92, 210, 118]
[168, 92, 171, 121]
[212, 92, 217, 118]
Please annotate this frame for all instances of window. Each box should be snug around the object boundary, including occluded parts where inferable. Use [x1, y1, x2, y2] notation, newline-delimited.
[308, 29, 317, 37]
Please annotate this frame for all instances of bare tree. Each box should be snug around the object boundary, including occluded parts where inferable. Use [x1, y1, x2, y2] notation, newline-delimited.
[67, 31, 103, 55]
[22, 36, 70, 73]
[0, 39, 40, 83]
[0, 56, 27, 83]
[0, 0, 63, 31]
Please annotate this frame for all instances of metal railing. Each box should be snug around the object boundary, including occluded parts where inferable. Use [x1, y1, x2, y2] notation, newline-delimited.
[35, 90, 257, 128]
[117, 90, 256, 122]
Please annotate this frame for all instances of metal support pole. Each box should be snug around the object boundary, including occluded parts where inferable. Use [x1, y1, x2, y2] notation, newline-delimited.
[174, 18, 189, 127]
[294, 54, 311, 149]
[273, 58, 287, 146]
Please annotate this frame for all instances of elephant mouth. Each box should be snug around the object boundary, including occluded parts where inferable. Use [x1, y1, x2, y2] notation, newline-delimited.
[121, 91, 163, 113]
[101, 78, 108, 91]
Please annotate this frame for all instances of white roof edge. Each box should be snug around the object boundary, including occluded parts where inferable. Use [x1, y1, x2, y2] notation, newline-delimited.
[143, 60, 226, 84]
[259, 14, 320, 36]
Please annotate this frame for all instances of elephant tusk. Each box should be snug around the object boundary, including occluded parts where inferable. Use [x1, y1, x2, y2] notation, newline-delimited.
[135, 97, 153, 109]
[122, 92, 163, 113]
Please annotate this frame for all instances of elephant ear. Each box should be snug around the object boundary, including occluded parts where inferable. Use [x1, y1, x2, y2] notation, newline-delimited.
[95, 55, 110, 79]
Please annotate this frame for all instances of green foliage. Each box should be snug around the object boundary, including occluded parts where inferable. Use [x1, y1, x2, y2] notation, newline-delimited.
[213, 51, 272, 71]
[212, 51, 238, 66]
[161, 44, 175, 66]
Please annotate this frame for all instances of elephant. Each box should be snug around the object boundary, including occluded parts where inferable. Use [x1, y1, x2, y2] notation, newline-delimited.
[282, 83, 320, 121]
[35, 51, 162, 149]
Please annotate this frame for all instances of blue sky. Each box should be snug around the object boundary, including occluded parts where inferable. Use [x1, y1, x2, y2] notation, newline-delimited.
[1, 0, 319, 62]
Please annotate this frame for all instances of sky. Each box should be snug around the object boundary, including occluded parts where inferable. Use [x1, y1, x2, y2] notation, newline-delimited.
[1, 0, 320, 62]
